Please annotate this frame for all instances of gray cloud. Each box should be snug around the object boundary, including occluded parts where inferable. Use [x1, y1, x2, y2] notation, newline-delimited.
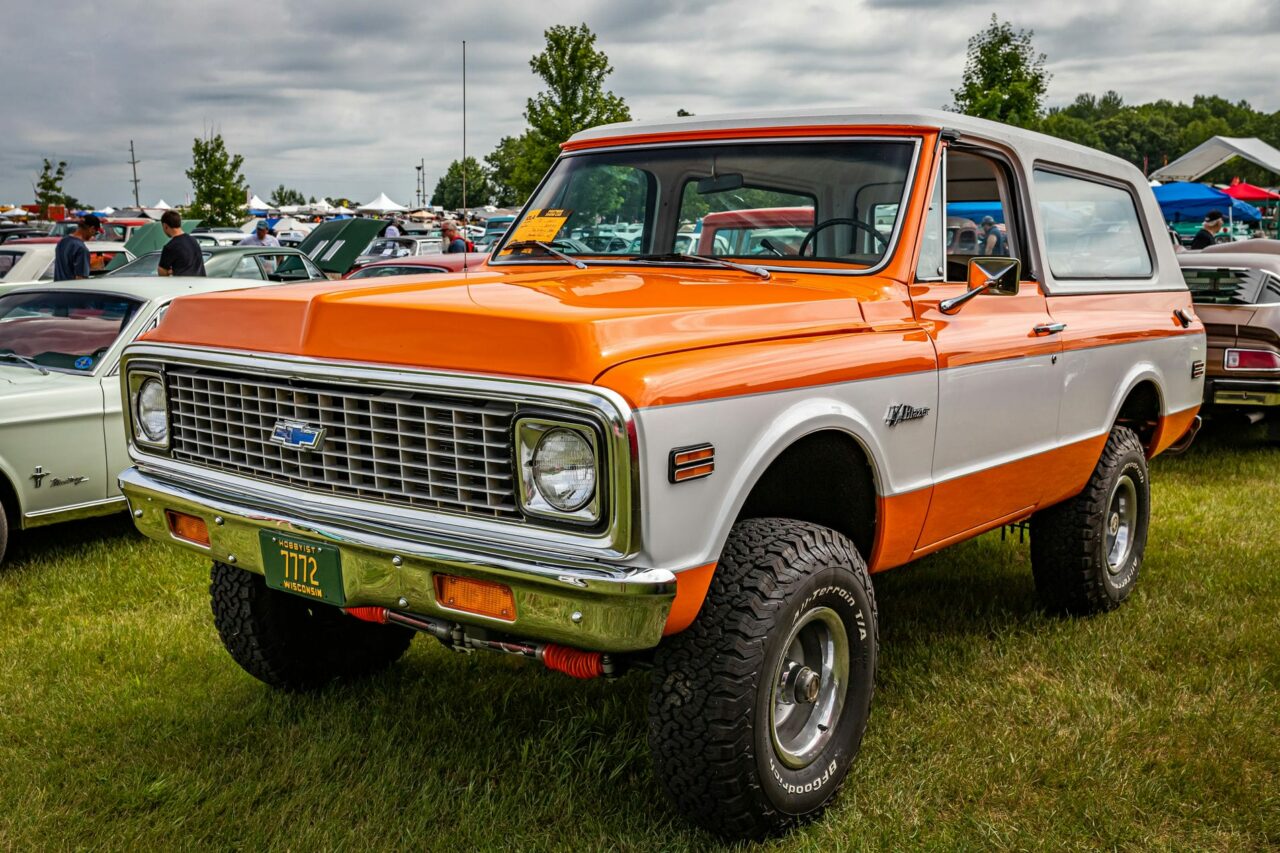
[1, 0, 1277, 207]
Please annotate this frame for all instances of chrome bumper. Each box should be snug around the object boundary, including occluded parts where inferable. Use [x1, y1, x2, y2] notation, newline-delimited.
[119, 467, 675, 652]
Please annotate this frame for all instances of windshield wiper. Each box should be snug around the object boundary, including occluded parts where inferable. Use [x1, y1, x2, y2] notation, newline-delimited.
[0, 352, 50, 375]
[503, 240, 588, 269]
[632, 252, 771, 280]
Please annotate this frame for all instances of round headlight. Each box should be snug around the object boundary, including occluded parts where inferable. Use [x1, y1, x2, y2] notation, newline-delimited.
[136, 377, 168, 443]
[531, 427, 596, 512]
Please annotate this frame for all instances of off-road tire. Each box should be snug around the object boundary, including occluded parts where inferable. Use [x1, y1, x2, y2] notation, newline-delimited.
[210, 561, 413, 691]
[1030, 426, 1149, 614]
[0, 500, 9, 566]
[648, 518, 878, 840]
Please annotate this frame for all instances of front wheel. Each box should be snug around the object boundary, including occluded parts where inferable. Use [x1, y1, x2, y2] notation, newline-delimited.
[210, 561, 413, 691]
[1030, 426, 1150, 614]
[648, 518, 878, 840]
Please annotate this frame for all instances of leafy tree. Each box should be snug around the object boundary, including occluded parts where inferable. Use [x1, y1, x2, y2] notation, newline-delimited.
[308, 195, 317, 205]
[269, 184, 306, 207]
[951, 15, 1049, 128]
[186, 133, 247, 227]
[33, 158, 68, 217]
[518, 23, 631, 196]
[485, 135, 536, 207]
[431, 157, 492, 210]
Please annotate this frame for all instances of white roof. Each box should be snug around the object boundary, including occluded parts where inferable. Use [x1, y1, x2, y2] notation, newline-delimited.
[1149, 136, 1280, 183]
[360, 192, 406, 212]
[152, 199, 172, 210]
[244, 194, 271, 210]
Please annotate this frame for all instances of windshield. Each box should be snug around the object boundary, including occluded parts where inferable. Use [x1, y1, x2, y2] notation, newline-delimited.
[495, 140, 917, 271]
[108, 251, 210, 277]
[0, 291, 142, 372]
[361, 238, 413, 259]
[0, 250, 22, 280]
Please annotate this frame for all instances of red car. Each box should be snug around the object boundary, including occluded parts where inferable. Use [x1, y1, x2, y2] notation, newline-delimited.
[342, 253, 489, 279]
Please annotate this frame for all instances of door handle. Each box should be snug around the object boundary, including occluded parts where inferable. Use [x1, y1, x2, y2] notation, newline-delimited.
[1032, 322, 1067, 336]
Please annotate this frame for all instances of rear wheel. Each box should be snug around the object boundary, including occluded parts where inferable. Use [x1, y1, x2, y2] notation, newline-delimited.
[1031, 426, 1149, 614]
[648, 518, 878, 840]
[210, 561, 412, 691]
[0, 499, 8, 566]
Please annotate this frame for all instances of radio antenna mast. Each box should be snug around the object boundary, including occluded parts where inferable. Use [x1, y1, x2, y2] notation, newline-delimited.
[461, 39, 468, 278]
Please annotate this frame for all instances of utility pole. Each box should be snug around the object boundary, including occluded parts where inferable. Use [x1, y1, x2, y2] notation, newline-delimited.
[128, 140, 141, 208]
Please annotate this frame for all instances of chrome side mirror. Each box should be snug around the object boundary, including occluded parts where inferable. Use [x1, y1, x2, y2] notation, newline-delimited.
[939, 257, 1022, 315]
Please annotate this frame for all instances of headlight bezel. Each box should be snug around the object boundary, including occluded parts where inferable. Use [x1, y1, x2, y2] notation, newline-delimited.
[127, 368, 170, 450]
[514, 415, 604, 526]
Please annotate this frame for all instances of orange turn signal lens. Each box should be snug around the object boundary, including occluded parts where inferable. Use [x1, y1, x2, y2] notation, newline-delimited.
[434, 574, 516, 622]
[166, 510, 210, 546]
[669, 443, 715, 483]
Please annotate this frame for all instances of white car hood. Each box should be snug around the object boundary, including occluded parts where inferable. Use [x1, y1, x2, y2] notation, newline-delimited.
[0, 365, 102, 425]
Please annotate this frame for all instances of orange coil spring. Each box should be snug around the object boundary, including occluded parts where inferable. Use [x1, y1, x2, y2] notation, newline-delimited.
[541, 644, 604, 679]
[344, 606, 388, 624]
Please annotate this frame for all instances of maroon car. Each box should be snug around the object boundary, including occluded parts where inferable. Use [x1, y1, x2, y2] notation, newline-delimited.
[343, 253, 489, 280]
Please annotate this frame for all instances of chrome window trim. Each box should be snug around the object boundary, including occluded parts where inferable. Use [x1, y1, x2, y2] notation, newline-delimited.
[120, 342, 640, 558]
[488, 135, 923, 279]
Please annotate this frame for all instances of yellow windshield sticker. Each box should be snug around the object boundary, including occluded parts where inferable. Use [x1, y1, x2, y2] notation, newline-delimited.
[502, 208, 571, 251]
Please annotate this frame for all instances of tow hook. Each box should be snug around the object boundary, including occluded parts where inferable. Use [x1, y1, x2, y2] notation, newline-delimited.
[344, 605, 614, 678]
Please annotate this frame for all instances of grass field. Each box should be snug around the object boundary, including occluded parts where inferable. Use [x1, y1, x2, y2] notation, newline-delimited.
[1, 422, 1277, 851]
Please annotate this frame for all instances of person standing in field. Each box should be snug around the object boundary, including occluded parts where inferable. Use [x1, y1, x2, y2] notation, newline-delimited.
[53, 214, 103, 280]
[157, 210, 206, 276]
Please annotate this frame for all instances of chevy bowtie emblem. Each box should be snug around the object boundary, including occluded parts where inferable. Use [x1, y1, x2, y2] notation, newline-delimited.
[885, 404, 930, 427]
[270, 420, 326, 450]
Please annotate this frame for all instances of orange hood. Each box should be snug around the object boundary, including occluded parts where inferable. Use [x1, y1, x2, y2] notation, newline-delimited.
[147, 267, 878, 383]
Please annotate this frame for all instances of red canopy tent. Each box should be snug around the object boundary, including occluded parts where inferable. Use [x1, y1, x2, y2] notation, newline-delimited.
[1224, 182, 1280, 201]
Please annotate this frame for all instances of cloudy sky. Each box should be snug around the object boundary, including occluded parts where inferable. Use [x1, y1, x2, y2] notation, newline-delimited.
[3, 0, 1277, 208]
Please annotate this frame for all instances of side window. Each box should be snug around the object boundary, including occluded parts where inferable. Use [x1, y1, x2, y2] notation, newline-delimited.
[233, 256, 262, 279]
[944, 150, 1024, 282]
[915, 163, 945, 280]
[40, 260, 55, 280]
[1034, 169, 1153, 279]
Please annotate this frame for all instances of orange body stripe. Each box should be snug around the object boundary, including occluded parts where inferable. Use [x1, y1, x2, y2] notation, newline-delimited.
[662, 562, 718, 636]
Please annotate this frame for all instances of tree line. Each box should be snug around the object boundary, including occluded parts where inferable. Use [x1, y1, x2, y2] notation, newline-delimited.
[30, 16, 1280, 225]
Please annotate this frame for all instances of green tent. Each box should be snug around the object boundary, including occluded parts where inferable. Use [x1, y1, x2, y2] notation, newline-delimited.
[105, 219, 202, 271]
[299, 218, 387, 275]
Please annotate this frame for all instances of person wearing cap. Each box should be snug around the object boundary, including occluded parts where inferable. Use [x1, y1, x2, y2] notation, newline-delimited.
[1189, 210, 1225, 250]
[979, 215, 1008, 257]
[238, 221, 279, 247]
[53, 214, 103, 281]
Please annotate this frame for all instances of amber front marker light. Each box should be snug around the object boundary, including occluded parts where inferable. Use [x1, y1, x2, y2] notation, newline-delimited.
[669, 443, 715, 483]
[165, 510, 210, 546]
[434, 574, 516, 621]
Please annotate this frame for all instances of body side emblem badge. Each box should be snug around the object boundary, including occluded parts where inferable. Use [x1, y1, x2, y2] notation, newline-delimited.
[885, 404, 931, 427]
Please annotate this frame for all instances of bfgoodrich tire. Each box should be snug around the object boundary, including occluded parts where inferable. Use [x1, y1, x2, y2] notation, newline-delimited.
[210, 561, 413, 691]
[1030, 426, 1150, 615]
[648, 518, 878, 840]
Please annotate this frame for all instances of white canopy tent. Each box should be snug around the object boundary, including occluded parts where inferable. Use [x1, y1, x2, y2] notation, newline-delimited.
[1150, 136, 1280, 183]
[359, 192, 406, 213]
[152, 199, 172, 210]
[243, 194, 271, 211]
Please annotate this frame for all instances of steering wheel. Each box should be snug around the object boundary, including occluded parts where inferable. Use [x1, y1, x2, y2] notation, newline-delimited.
[799, 218, 889, 257]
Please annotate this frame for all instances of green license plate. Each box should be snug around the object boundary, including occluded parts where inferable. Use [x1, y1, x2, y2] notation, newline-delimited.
[260, 531, 345, 605]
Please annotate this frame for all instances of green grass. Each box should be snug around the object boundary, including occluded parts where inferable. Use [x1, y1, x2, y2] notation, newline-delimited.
[1, 422, 1277, 851]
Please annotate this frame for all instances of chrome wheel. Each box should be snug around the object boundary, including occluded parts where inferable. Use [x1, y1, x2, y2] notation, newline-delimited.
[1106, 473, 1138, 573]
[769, 606, 849, 769]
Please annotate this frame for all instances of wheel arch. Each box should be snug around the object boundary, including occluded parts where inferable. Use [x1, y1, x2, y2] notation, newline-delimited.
[1112, 375, 1165, 455]
[0, 458, 24, 529]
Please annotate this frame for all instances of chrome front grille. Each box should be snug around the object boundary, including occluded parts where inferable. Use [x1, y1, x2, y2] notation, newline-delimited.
[166, 366, 520, 519]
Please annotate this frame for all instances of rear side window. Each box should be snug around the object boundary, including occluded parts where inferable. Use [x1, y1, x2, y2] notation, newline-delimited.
[1034, 169, 1153, 279]
[1183, 266, 1280, 305]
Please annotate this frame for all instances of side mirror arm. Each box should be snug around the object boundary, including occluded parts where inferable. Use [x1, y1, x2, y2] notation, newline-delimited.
[939, 278, 995, 315]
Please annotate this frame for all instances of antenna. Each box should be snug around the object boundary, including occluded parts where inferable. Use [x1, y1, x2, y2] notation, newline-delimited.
[128, 140, 141, 208]
[462, 39, 468, 278]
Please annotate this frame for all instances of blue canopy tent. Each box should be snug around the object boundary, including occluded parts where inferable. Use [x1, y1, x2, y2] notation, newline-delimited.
[1152, 182, 1262, 223]
[947, 201, 1003, 223]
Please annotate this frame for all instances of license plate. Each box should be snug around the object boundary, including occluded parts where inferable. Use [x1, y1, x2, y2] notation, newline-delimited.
[260, 530, 345, 605]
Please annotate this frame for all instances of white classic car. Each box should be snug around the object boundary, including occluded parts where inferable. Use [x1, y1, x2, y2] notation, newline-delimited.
[0, 240, 134, 286]
[0, 277, 288, 563]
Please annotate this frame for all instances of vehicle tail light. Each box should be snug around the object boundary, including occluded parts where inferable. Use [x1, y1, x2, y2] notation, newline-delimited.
[1224, 348, 1280, 370]
[434, 574, 515, 621]
[166, 511, 209, 546]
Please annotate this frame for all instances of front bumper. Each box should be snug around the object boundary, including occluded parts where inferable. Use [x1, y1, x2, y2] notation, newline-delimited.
[119, 467, 675, 652]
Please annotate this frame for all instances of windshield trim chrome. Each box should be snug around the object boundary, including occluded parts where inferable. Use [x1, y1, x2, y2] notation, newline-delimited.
[488, 135, 923, 279]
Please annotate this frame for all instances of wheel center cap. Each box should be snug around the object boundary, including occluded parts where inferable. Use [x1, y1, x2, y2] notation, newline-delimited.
[1109, 513, 1121, 535]
[793, 667, 820, 704]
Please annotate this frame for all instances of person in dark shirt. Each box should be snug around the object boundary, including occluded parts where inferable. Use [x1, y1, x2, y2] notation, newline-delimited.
[1188, 210, 1224, 250]
[157, 210, 206, 276]
[441, 221, 468, 253]
[53, 214, 103, 280]
[979, 215, 1008, 256]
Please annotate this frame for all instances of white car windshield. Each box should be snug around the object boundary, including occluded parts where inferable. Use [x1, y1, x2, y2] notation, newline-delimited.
[494, 139, 917, 271]
[0, 291, 141, 372]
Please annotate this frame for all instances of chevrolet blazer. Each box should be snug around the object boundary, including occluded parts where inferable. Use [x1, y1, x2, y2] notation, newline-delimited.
[117, 109, 1205, 839]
